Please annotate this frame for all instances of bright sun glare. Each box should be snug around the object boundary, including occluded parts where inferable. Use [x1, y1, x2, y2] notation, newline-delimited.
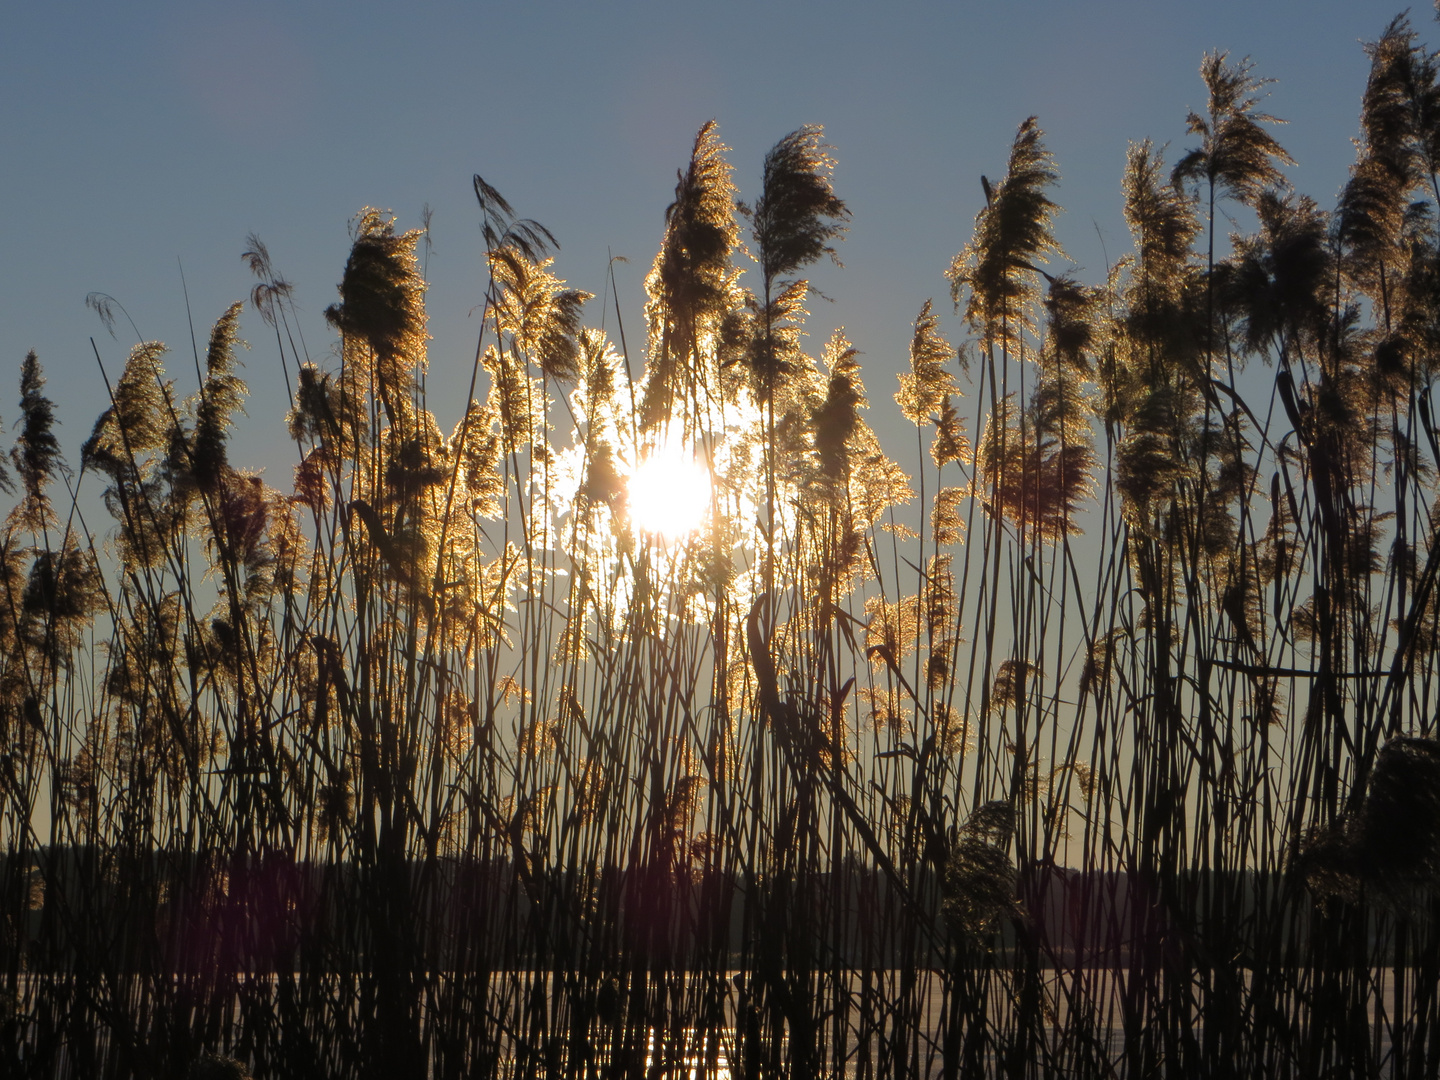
[628, 443, 712, 542]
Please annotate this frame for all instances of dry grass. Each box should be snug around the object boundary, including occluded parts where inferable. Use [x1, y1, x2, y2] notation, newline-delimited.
[4, 19, 1440, 1079]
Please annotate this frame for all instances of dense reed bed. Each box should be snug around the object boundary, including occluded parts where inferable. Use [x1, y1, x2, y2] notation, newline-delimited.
[6, 15, 1440, 1079]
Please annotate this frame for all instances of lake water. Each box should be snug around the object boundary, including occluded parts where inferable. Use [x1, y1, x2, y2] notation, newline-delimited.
[17, 967, 1410, 1078]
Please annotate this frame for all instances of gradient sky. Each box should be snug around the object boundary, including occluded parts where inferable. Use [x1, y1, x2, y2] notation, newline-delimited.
[0, 0, 1414, 479]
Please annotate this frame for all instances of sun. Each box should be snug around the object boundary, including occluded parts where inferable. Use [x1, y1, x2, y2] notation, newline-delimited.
[628, 442, 712, 542]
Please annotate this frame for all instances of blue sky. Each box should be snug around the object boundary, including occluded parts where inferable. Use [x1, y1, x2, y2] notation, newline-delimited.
[0, 0, 1413, 476]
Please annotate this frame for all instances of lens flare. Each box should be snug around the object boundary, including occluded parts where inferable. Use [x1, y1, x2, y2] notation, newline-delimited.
[628, 443, 711, 542]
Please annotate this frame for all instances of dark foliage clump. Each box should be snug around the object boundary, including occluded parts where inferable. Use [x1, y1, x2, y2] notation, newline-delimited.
[1298, 737, 1440, 905]
[942, 800, 1017, 935]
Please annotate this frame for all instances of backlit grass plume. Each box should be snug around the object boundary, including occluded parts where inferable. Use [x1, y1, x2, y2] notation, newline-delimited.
[190, 301, 247, 495]
[742, 124, 849, 402]
[642, 120, 743, 430]
[1172, 51, 1294, 210]
[324, 208, 426, 428]
[896, 299, 958, 427]
[8, 351, 58, 533]
[948, 116, 1062, 353]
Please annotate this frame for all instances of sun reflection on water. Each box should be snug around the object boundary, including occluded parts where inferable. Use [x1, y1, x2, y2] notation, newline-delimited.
[644, 1027, 732, 1079]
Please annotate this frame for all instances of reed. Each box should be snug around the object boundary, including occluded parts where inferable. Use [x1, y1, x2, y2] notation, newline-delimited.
[3, 14, 1440, 1079]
